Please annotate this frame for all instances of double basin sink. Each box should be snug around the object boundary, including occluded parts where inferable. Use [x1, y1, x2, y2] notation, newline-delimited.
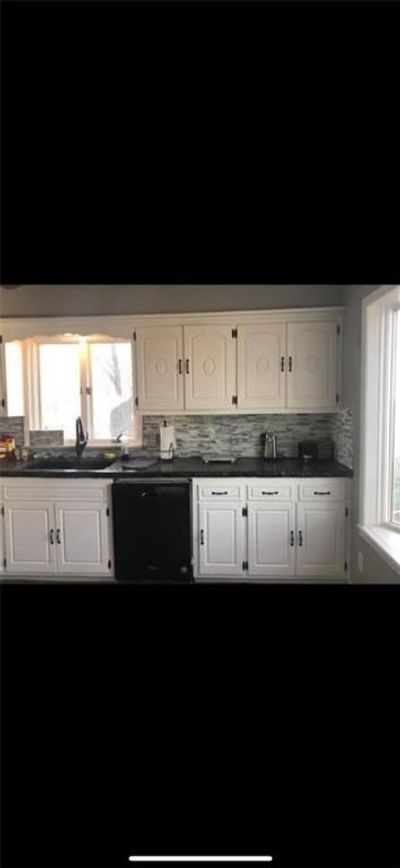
[25, 453, 118, 471]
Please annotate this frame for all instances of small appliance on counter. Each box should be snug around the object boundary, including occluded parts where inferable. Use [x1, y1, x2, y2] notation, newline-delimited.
[160, 420, 176, 460]
[298, 439, 335, 461]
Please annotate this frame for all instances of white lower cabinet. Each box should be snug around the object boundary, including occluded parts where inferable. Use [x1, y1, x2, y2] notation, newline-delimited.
[248, 503, 295, 578]
[4, 501, 57, 574]
[55, 503, 110, 574]
[1, 480, 112, 577]
[194, 478, 349, 580]
[198, 502, 245, 577]
[295, 503, 345, 577]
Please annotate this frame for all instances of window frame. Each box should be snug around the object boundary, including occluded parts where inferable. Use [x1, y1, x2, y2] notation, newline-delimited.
[4, 333, 142, 447]
[359, 285, 400, 573]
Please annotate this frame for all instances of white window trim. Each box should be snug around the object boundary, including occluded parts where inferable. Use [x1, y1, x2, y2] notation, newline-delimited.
[359, 284, 400, 574]
[4, 332, 142, 447]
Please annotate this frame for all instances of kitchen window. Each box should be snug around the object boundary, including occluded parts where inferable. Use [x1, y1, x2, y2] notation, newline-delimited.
[359, 285, 400, 572]
[3, 334, 140, 445]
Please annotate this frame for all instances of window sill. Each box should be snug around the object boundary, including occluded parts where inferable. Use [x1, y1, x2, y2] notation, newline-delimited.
[357, 524, 400, 575]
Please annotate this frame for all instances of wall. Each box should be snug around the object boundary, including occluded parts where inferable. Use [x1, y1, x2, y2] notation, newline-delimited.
[143, 414, 341, 459]
[343, 285, 399, 582]
[0, 285, 345, 317]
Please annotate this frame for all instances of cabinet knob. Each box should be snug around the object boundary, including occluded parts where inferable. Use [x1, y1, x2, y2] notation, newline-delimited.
[56, 529, 61, 544]
[178, 359, 183, 374]
[290, 530, 295, 546]
[298, 530, 303, 546]
[262, 491, 279, 495]
[185, 358, 190, 374]
[288, 356, 293, 372]
[280, 356, 285, 372]
[49, 529, 54, 545]
[200, 529, 205, 545]
[313, 491, 331, 495]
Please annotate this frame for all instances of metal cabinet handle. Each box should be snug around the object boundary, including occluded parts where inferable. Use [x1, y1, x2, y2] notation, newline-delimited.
[288, 356, 293, 372]
[298, 530, 303, 546]
[262, 490, 279, 495]
[280, 356, 285, 371]
[185, 359, 190, 374]
[200, 529, 205, 545]
[56, 529, 61, 544]
[49, 529, 54, 545]
[178, 359, 183, 374]
[212, 491, 228, 495]
[290, 530, 295, 547]
[313, 491, 331, 495]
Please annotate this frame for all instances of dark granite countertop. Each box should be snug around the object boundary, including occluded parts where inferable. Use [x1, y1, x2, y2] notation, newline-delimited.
[0, 456, 353, 478]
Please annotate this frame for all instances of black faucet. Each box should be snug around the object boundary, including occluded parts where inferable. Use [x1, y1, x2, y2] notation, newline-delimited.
[75, 416, 88, 457]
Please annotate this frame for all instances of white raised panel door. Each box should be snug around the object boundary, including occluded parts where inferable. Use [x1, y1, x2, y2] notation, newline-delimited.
[248, 503, 295, 578]
[237, 323, 286, 409]
[136, 326, 184, 411]
[184, 325, 236, 410]
[55, 503, 110, 574]
[198, 502, 244, 577]
[4, 501, 57, 573]
[287, 321, 338, 409]
[296, 503, 345, 577]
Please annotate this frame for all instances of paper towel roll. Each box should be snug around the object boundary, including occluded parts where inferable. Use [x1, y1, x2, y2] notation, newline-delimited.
[160, 424, 176, 460]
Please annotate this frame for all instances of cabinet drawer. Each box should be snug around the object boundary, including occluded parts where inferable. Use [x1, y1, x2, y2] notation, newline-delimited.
[247, 481, 294, 501]
[298, 480, 346, 501]
[196, 480, 244, 500]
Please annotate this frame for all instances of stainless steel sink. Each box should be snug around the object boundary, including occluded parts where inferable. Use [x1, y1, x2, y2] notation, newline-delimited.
[25, 455, 117, 470]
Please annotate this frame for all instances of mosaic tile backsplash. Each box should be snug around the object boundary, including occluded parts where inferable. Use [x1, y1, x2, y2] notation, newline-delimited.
[0, 416, 26, 446]
[143, 410, 354, 467]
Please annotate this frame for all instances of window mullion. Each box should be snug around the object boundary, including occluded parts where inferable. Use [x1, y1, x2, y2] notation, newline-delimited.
[79, 341, 90, 438]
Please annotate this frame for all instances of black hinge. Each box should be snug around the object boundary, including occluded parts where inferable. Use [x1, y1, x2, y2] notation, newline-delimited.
[336, 324, 340, 336]
[232, 328, 238, 338]
[344, 561, 348, 572]
[1, 506, 4, 516]
[3, 557, 6, 568]
[345, 507, 349, 517]
[242, 560, 248, 571]
[108, 560, 111, 569]
[135, 397, 139, 407]
[336, 392, 340, 404]
[133, 331, 136, 340]
[232, 395, 238, 405]
[106, 507, 110, 516]
[0, 335, 2, 343]
[0, 399, 4, 408]
[242, 506, 248, 517]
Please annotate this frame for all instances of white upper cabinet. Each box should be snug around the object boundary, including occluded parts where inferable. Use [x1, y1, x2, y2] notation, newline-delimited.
[237, 323, 286, 409]
[286, 321, 338, 410]
[184, 325, 236, 410]
[133, 311, 342, 413]
[135, 326, 184, 411]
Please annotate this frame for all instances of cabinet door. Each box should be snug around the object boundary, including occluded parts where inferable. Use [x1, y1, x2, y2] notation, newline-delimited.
[135, 326, 184, 411]
[296, 503, 345, 576]
[287, 321, 338, 409]
[4, 501, 57, 573]
[198, 502, 244, 577]
[237, 323, 286, 409]
[55, 502, 111, 574]
[184, 325, 236, 410]
[248, 503, 295, 578]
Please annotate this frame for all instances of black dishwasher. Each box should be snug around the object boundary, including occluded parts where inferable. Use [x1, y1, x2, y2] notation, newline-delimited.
[112, 479, 193, 582]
